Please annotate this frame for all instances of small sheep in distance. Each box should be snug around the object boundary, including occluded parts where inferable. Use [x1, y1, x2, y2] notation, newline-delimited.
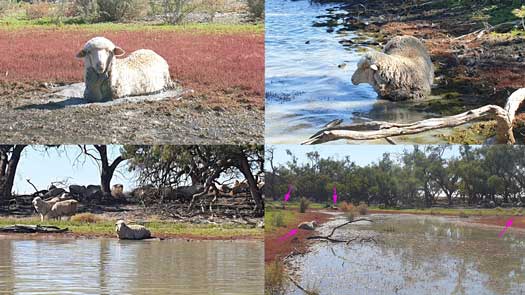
[32, 196, 63, 222]
[76, 37, 175, 101]
[47, 200, 79, 221]
[115, 220, 152, 240]
[351, 35, 434, 101]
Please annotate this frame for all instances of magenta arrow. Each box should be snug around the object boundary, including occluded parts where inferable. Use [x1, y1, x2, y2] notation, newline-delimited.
[278, 228, 298, 241]
[333, 186, 337, 204]
[498, 218, 514, 238]
[284, 185, 292, 202]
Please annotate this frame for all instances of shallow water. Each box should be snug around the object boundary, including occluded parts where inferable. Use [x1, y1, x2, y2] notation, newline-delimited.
[265, 0, 444, 144]
[289, 214, 525, 294]
[0, 239, 263, 294]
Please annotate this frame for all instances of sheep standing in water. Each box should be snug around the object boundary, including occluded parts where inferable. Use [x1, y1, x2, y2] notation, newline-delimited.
[351, 35, 434, 101]
[115, 220, 152, 240]
[76, 37, 174, 101]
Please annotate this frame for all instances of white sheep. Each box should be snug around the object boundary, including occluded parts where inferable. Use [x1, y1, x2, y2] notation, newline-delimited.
[47, 200, 79, 220]
[32, 196, 62, 222]
[351, 35, 434, 101]
[111, 184, 124, 198]
[115, 220, 152, 240]
[76, 37, 174, 101]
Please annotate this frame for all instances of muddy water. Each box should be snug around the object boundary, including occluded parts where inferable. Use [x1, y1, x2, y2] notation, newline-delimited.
[265, 0, 453, 144]
[289, 214, 525, 294]
[0, 239, 263, 294]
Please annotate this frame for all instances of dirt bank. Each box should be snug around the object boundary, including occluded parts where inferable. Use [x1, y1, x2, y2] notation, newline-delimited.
[0, 81, 263, 144]
[265, 209, 332, 263]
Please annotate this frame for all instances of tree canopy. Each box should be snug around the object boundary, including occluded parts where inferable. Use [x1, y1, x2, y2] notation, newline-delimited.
[266, 145, 525, 208]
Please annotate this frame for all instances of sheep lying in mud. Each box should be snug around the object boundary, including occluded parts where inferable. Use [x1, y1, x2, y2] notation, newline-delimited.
[115, 220, 152, 240]
[351, 35, 434, 101]
[76, 37, 174, 101]
[47, 200, 79, 220]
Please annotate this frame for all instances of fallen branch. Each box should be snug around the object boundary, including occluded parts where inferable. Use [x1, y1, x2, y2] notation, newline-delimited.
[0, 224, 68, 234]
[307, 218, 375, 244]
[288, 275, 318, 295]
[303, 88, 525, 145]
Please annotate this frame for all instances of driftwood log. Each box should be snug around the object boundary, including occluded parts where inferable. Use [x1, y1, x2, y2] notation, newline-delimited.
[303, 88, 525, 145]
[0, 224, 68, 233]
[307, 218, 376, 244]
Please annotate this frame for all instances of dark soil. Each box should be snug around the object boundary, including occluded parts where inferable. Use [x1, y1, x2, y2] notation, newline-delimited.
[0, 81, 263, 144]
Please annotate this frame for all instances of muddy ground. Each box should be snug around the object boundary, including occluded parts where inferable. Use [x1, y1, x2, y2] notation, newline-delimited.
[0, 81, 263, 144]
[314, 0, 525, 143]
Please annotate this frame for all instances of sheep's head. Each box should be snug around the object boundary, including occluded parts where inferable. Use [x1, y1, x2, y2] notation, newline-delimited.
[351, 54, 379, 85]
[115, 220, 126, 232]
[76, 37, 125, 74]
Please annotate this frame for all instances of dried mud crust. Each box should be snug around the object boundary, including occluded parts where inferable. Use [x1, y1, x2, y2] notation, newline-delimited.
[0, 81, 263, 144]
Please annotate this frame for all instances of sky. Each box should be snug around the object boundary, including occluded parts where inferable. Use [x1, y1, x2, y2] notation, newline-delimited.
[268, 144, 465, 168]
[13, 146, 136, 195]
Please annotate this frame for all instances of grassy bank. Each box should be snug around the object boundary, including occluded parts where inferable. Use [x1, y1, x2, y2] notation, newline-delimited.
[0, 217, 262, 239]
[0, 17, 264, 34]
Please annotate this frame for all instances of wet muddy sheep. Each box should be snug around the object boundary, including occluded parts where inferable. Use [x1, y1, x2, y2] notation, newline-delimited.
[352, 35, 434, 101]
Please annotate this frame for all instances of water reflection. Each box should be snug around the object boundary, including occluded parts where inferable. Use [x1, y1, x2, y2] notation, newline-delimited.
[0, 239, 263, 294]
[290, 215, 525, 294]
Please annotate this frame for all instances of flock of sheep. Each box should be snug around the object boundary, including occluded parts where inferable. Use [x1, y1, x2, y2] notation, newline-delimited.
[31, 194, 152, 240]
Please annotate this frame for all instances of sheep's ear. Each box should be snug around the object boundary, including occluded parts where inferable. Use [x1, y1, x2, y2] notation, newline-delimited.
[113, 47, 125, 56]
[370, 64, 379, 71]
[76, 49, 86, 58]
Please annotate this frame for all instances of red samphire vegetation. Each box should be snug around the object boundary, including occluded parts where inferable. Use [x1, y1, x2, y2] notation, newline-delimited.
[0, 29, 263, 103]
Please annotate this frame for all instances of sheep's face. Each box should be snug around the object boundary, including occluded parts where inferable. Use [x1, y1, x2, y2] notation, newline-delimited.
[115, 220, 126, 232]
[32, 197, 42, 207]
[351, 57, 378, 85]
[76, 37, 125, 74]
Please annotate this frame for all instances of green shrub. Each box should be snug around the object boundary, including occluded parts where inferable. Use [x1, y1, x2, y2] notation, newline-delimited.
[272, 212, 285, 227]
[265, 260, 288, 295]
[299, 197, 310, 213]
[25, 3, 52, 20]
[97, 0, 148, 22]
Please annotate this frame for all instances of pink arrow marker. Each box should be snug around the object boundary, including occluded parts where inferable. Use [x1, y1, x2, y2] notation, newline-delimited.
[498, 218, 514, 238]
[278, 228, 298, 241]
[333, 186, 337, 204]
[284, 185, 292, 202]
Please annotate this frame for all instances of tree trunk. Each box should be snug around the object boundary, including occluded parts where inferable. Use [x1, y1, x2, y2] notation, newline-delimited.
[94, 145, 124, 200]
[0, 145, 26, 202]
[238, 155, 264, 216]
